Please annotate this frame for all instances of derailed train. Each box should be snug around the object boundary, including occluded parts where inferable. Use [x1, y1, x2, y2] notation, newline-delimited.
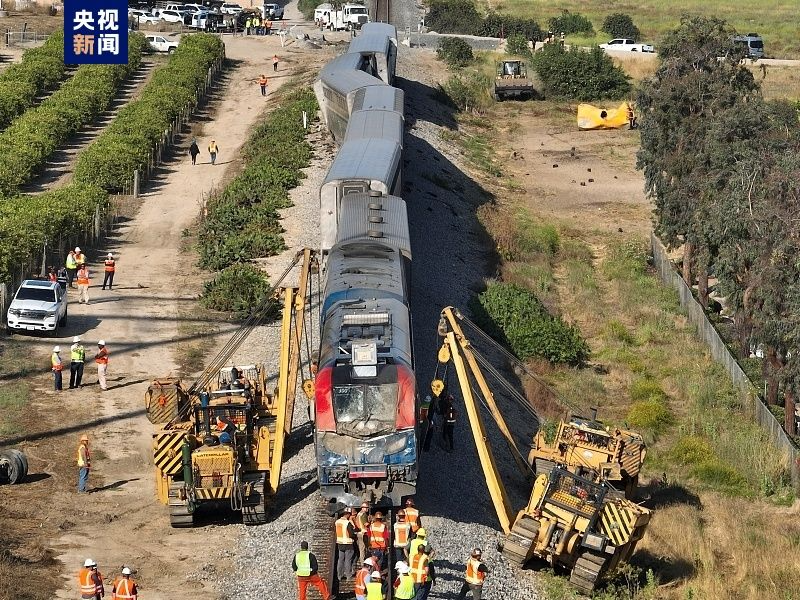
[313, 23, 416, 509]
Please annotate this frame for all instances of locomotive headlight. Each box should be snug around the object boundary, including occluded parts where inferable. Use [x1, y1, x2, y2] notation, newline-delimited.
[385, 431, 413, 455]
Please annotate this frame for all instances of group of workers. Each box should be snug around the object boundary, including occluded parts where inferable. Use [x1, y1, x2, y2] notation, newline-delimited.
[295, 498, 489, 600]
[51, 337, 110, 393]
[78, 558, 138, 599]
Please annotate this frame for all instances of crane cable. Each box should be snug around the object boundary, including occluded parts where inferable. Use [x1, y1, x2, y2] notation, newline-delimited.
[166, 252, 303, 428]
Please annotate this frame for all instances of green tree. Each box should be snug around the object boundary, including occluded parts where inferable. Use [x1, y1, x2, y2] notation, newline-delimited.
[506, 33, 532, 57]
[437, 37, 474, 68]
[531, 43, 629, 100]
[636, 16, 757, 298]
[601, 13, 640, 40]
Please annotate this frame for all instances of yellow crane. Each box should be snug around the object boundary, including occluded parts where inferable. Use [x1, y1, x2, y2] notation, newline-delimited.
[434, 306, 651, 592]
[145, 249, 318, 526]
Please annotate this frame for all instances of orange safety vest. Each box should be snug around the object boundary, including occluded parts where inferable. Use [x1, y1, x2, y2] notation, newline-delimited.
[258, 75, 268, 86]
[95, 348, 109, 365]
[369, 522, 387, 549]
[354, 567, 370, 595]
[104, 259, 116, 272]
[409, 553, 429, 584]
[465, 558, 486, 585]
[335, 517, 355, 544]
[51, 353, 63, 371]
[78, 567, 103, 596]
[404, 507, 420, 532]
[393, 522, 411, 547]
[113, 576, 137, 600]
[77, 444, 90, 468]
[77, 268, 90, 285]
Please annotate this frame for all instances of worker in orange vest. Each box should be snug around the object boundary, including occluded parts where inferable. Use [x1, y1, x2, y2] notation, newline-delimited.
[112, 567, 138, 600]
[393, 509, 411, 559]
[77, 558, 104, 599]
[403, 498, 422, 534]
[368, 511, 389, 567]
[409, 544, 429, 591]
[51, 345, 63, 391]
[102, 253, 116, 290]
[257, 74, 268, 96]
[95, 341, 109, 391]
[76, 263, 91, 305]
[74, 246, 86, 268]
[354, 558, 372, 600]
[457, 548, 489, 600]
[335, 508, 357, 580]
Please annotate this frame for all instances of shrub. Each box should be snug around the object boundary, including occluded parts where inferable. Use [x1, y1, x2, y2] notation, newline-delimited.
[0, 34, 147, 195]
[437, 37, 474, 68]
[426, 0, 482, 35]
[548, 10, 594, 36]
[198, 88, 317, 271]
[668, 435, 714, 465]
[603, 239, 649, 279]
[601, 13, 641, 40]
[630, 377, 668, 403]
[506, 33, 531, 57]
[440, 72, 491, 113]
[531, 43, 630, 100]
[0, 30, 66, 130]
[75, 34, 226, 192]
[690, 461, 748, 492]
[471, 281, 590, 365]
[297, 0, 317, 19]
[480, 13, 542, 41]
[200, 263, 270, 318]
[626, 398, 673, 433]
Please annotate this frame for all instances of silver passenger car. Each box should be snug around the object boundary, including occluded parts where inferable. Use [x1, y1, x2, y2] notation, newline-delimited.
[347, 28, 398, 85]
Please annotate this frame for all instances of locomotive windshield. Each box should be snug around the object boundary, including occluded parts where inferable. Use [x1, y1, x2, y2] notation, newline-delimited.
[334, 383, 397, 426]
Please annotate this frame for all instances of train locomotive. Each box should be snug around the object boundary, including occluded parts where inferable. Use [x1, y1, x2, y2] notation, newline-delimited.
[313, 23, 417, 508]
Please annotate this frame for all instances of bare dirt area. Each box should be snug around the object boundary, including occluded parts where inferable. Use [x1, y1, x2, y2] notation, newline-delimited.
[502, 105, 651, 239]
[0, 33, 309, 600]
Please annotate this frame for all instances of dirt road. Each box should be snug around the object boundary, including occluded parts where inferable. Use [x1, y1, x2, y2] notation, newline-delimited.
[0, 33, 298, 600]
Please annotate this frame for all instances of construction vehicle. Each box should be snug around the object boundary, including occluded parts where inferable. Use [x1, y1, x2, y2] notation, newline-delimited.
[529, 412, 646, 499]
[434, 306, 651, 592]
[494, 60, 535, 101]
[147, 249, 318, 527]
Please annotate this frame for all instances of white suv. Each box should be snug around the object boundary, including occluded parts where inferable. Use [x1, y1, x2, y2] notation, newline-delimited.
[146, 34, 180, 52]
[6, 280, 68, 335]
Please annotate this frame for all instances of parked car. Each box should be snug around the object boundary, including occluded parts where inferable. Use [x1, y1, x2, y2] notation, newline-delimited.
[599, 38, 655, 53]
[733, 33, 764, 59]
[129, 9, 161, 24]
[220, 2, 242, 14]
[181, 3, 206, 12]
[157, 9, 186, 22]
[6, 280, 68, 336]
[262, 3, 283, 19]
[146, 34, 180, 52]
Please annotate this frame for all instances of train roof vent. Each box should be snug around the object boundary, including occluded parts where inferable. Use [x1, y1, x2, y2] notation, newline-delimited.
[368, 190, 382, 198]
[368, 215, 384, 223]
[368, 229, 384, 238]
[343, 312, 390, 326]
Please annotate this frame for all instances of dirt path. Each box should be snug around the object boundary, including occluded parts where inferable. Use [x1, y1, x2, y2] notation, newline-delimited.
[0, 34, 298, 600]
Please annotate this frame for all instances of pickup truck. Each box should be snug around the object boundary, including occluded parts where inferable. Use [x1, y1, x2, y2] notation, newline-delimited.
[599, 38, 655, 53]
[262, 3, 283, 19]
[146, 34, 180, 52]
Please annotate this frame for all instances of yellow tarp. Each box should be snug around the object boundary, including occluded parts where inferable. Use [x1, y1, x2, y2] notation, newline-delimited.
[577, 102, 631, 130]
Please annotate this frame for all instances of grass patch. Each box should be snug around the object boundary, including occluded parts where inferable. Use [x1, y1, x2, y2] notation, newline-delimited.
[0, 384, 29, 437]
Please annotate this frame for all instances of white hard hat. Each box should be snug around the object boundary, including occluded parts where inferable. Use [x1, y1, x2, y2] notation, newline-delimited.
[122, 567, 132, 575]
[53, 346, 61, 352]
[363, 558, 373, 565]
[107, 253, 113, 258]
[370, 571, 381, 580]
[73, 336, 81, 343]
[84, 558, 96, 567]
[98, 340, 106, 346]
[398, 564, 411, 575]
[394, 560, 407, 570]
[75, 247, 81, 252]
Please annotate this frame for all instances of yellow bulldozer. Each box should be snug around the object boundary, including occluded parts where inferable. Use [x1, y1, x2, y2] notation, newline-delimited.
[145, 249, 318, 526]
[494, 59, 536, 101]
[529, 411, 646, 499]
[434, 306, 651, 592]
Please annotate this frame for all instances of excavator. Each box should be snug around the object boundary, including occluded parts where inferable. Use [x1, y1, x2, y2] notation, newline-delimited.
[145, 249, 319, 526]
[433, 306, 651, 592]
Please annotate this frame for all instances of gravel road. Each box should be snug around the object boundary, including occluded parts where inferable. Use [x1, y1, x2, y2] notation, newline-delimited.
[213, 39, 542, 600]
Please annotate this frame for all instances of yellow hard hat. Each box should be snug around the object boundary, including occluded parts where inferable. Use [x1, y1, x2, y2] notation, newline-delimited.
[80, 435, 89, 442]
[416, 527, 426, 537]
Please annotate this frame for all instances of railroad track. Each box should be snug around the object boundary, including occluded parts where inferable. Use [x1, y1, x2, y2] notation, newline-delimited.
[311, 502, 397, 599]
[373, 0, 391, 23]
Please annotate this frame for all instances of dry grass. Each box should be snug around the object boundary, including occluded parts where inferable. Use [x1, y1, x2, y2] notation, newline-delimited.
[749, 64, 800, 100]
